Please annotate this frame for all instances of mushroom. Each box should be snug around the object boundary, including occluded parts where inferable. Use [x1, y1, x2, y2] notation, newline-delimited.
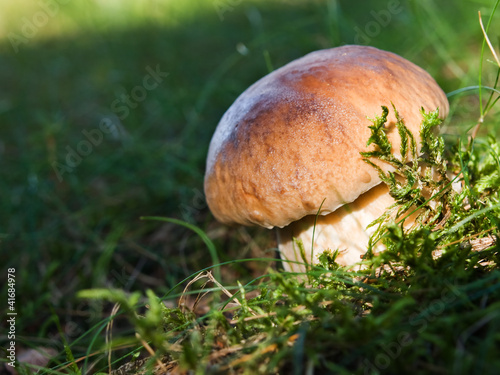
[204, 45, 449, 273]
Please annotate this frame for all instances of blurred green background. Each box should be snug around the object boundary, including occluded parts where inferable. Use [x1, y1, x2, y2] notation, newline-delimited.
[1, 0, 499, 369]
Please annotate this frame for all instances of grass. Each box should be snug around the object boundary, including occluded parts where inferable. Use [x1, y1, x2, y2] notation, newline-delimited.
[1, 0, 500, 374]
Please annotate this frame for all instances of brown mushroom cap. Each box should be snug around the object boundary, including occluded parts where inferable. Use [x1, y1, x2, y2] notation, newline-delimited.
[204, 45, 449, 229]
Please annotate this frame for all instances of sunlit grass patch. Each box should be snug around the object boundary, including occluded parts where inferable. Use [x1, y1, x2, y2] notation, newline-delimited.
[0, 0, 220, 43]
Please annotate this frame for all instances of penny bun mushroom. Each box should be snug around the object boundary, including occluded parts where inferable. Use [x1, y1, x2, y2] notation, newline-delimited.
[204, 45, 449, 272]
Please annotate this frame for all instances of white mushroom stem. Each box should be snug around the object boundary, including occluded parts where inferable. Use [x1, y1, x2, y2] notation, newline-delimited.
[276, 168, 463, 273]
[276, 183, 397, 273]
